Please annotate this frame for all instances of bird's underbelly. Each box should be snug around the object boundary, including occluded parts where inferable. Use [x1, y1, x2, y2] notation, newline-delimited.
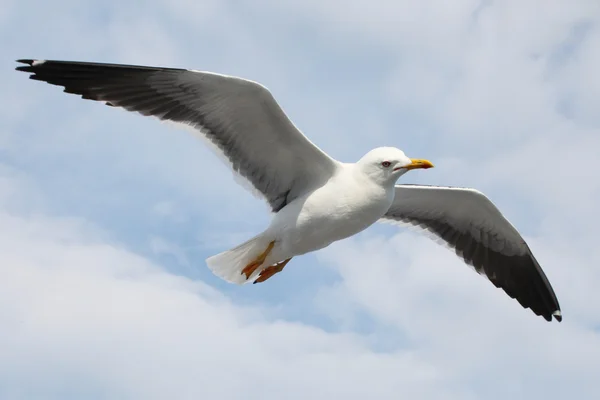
[269, 187, 392, 257]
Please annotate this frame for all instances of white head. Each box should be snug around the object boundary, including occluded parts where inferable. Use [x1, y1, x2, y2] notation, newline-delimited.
[356, 147, 434, 185]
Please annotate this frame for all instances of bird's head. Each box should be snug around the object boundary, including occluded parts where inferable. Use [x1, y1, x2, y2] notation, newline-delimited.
[357, 147, 434, 185]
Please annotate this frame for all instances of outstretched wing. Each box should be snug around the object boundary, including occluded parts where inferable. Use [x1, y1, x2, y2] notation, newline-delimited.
[383, 184, 562, 322]
[16, 59, 340, 212]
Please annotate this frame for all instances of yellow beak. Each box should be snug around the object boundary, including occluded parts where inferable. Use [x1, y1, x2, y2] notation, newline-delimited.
[403, 159, 434, 170]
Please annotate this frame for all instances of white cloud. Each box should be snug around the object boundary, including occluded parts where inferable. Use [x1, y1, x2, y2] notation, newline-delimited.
[1, 167, 598, 399]
[317, 232, 600, 398]
[0, 169, 468, 400]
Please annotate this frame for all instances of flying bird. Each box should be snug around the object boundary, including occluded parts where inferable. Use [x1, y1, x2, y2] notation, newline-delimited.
[15, 59, 562, 322]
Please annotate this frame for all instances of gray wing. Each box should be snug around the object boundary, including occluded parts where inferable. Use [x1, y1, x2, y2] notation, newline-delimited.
[16, 59, 339, 212]
[383, 184, 562, 322]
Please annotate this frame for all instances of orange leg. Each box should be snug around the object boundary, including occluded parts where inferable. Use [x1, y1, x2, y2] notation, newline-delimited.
[254, 258, 293, 284]
[241, 241, 275, 279]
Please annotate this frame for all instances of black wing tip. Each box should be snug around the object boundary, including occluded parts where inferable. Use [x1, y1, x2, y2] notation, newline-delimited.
[552, 310, 562, 322]
[540, 309, 562, 322]
[15, 58, 189, 73]
[15, 59, 42, 73]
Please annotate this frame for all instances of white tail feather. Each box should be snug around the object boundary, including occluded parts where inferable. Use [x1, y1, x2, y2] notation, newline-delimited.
[206, 233, 270, 284]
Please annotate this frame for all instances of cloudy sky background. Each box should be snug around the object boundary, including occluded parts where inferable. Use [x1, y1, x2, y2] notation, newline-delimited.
[1, 0, 600, 398]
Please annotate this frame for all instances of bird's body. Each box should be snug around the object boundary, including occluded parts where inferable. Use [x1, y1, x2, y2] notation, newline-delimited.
[208, 150, 408, 283]
[16, 58, 562, 322]
[256, 162, 395, 266]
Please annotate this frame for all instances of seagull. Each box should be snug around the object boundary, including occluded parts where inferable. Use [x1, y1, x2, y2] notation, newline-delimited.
[15, 59, 562, 322]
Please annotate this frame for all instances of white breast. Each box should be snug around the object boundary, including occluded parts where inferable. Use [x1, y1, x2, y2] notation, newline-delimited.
[268, 169, 395, 257]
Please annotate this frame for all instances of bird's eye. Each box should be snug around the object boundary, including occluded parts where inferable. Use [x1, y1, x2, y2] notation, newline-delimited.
[381, 161, 391, 168]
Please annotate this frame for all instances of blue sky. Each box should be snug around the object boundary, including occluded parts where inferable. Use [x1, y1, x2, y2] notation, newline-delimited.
[1, 0, 600, 398]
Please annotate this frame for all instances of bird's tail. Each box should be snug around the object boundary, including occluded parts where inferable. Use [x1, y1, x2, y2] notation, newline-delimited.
[206, 233, 272, 284]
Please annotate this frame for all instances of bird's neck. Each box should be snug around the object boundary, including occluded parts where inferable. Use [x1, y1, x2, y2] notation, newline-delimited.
[352, 165, 397, 193]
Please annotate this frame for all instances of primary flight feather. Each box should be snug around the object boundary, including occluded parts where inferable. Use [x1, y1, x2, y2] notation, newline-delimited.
[15, 59, 562, 322]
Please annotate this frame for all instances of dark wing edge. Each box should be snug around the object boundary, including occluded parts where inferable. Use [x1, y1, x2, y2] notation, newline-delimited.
[15, 59, 185, 105]
[383, 185, 562, 322]
[15, 59, 337, 213]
